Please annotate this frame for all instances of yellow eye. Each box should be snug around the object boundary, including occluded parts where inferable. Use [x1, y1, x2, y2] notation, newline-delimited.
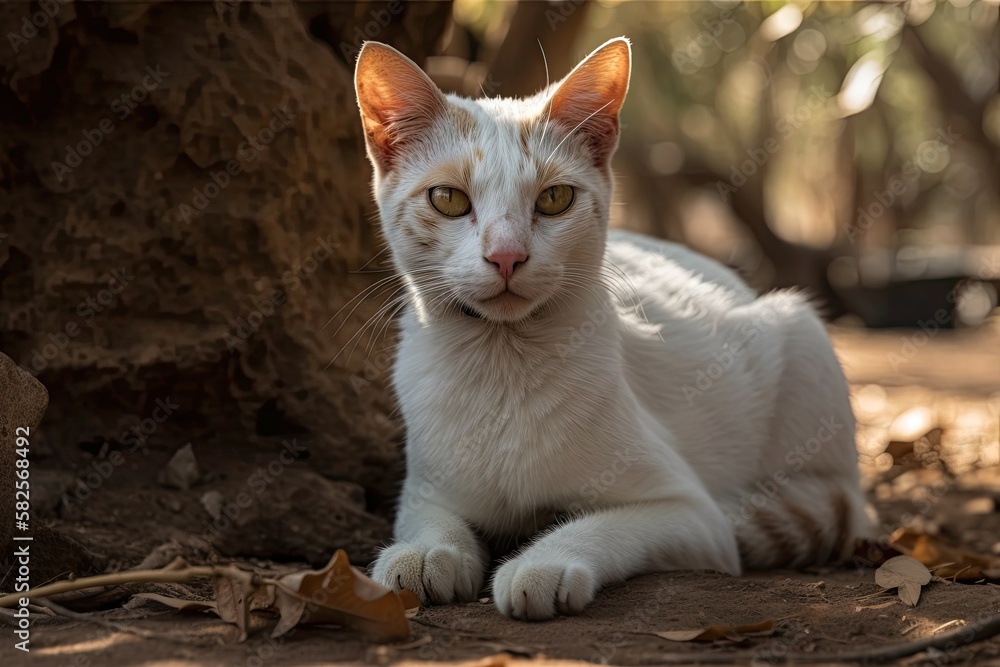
[429, 187, 472, 217]
[535, 185, 574, 216]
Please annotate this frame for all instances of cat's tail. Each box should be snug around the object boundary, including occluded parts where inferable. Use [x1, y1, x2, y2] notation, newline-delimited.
[722, 474, 875, 569]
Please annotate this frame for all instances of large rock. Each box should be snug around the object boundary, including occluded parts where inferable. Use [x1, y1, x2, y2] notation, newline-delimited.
[0, 351, 49, 552]
[0, 2, 451, 563]
[0, 351, 100, 588]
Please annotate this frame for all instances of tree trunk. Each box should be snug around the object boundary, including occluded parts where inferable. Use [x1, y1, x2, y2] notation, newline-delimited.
[0, 1, 452, 573]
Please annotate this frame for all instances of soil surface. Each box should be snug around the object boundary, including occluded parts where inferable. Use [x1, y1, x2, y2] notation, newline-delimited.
[4, 326, 1000, 667]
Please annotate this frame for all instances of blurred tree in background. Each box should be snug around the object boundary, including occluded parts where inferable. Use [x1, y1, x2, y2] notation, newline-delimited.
[426, 0, 1000, 327]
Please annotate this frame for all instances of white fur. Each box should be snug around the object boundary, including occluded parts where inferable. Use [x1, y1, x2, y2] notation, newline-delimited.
[357, 39, 870, 620]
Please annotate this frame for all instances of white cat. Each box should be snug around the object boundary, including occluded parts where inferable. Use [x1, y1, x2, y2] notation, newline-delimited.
[355, 37, 871, 620]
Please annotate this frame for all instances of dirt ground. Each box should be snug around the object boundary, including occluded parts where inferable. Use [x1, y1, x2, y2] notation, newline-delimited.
[3, 325, 1000, 666]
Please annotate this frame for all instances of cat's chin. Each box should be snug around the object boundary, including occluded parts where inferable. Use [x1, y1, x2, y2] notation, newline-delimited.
[466, 290, 539, 323]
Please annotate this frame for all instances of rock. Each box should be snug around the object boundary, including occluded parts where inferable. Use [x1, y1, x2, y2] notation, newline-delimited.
[207, 469, 390, 567]
[158, 443, 199, 491]
[0, 0, 450, 503]
[0, 1, 451, 573]
[0, 351, 102, 584]
[200, 490, 224, 521]
[0, 350, 50, 556]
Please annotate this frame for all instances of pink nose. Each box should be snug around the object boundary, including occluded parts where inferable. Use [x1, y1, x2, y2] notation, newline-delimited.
[485, 251, 528, 280]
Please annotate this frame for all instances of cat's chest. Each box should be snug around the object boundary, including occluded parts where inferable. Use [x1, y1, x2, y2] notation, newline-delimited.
[393, 318, 572, 422]
[407, 394, 573, 533]
[393, 320, 612, 528]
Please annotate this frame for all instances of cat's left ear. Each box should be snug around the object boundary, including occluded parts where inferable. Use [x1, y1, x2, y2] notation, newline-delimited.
[355, 41, 446, 173]
[548, 37, 631, 165]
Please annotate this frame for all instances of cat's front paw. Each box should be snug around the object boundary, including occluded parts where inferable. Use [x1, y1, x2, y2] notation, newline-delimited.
[492, 557, 597, 620]
[371, 542, 485, 604]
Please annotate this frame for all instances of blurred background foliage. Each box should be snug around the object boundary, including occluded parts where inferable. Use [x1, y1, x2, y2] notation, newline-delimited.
[422, 0, 1000, 328]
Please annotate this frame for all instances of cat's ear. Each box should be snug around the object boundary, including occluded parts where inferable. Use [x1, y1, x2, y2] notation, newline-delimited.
[547, 37, 631, 165]
[355, 41, 446, 172]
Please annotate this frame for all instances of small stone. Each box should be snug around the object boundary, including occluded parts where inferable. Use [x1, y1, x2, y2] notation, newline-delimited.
[157, 443, 199, 490]
[200, 490, 224, 520]
[157, 496, 182, 513]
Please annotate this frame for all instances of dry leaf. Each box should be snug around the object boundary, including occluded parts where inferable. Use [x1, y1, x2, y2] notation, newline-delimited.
[135, 593, 217, 612]
[655, 620, 774, 642]
[399, 589, 420, 618]
[898, 581, 923, 606]
[212, 567, 274, 641]
[126, 551, 411, 642]
[890, 529, 1000, 582]
[875, 555, 931, 606]
[271, 549, 411, 641]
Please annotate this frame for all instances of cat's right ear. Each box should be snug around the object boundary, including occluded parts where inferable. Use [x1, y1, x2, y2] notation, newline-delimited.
[355, 42, 446, 173]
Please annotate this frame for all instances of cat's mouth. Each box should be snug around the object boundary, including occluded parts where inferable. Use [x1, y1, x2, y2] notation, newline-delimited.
[460, 288, 534, 322]
[482, 288, 527, 305]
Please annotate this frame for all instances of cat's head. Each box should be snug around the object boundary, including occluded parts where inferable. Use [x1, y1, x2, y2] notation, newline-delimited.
[355, 37, 631, 324]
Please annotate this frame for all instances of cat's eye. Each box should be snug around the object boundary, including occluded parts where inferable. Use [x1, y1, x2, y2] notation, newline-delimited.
[429, 186, 472, 217]
[535, 185, 574, 216]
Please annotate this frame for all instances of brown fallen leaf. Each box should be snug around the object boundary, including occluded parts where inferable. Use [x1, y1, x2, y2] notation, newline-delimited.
[271, 549, 411, 641]
[875, 555, 931, 606]
[890, 529, 1000, 582]
[654, 620, 774, 642]
[399, 589, 421, 618]
[124, 551, 414, 642]
[213, 567, 275, 641]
